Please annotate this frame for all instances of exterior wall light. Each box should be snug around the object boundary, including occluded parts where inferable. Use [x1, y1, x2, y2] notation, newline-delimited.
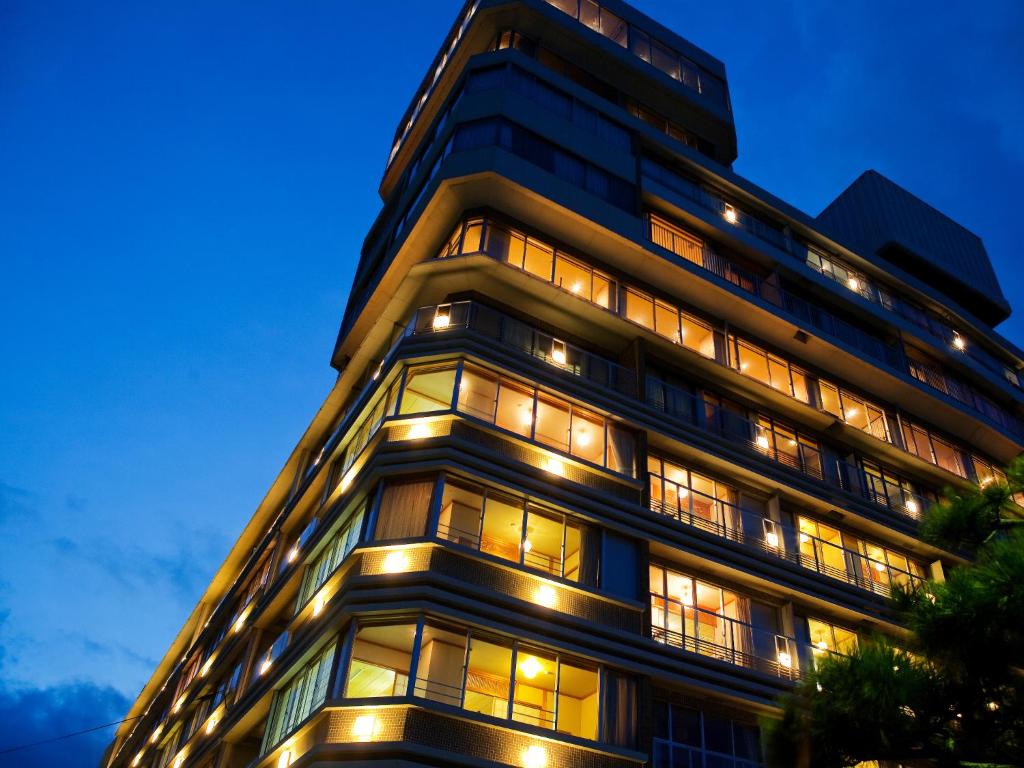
[287, 546, 300, 564]
[407, 422, 430, 440]
[905, 498, 920, 516]
[542, 458, 564, 476]
[518, 656, 544, 679]
[382, 550, 410, 574]
[755, 433, 770, 450]
[764, 531, 779, 549]
[522, 744, 548, 768]
[432, 307, 451, 329]
[534, 584, 557, 608]
[777, 650, 792, 668]
[312, 591, 328, 617]
[260, 657, 273, 675]
[551, 339, 567, 365]
[952, 333, 966, 351]
[200, 656, 214, 678]
[277, 749, 293, 768]
[205, 716, 218, 735]
[846, 276, 861, 292]
[352, 714, 379, 741]
[723, 205, 738, 225]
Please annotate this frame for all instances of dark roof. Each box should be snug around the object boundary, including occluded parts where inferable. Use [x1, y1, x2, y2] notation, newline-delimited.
[816, 170, 1010, 325]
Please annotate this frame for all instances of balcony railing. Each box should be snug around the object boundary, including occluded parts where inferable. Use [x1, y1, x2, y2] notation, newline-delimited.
[650, 594, 800, 679]
[648, 495, 926, 598]
[409, 301, 637, 398]
[647, 376, 930, 522]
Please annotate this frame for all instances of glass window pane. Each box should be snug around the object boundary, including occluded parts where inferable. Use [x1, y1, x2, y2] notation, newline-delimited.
[593, 272, 614, 309]
[346, 624, 415, 698]
[480, 493, 524, 563]
[457, 365, 498, 421]
[438, 480, 483, 547]
[535, 395, 571, 451]
[464, 636, 513, 718]
[554, 255, 592, 300]
[607, 423, 635, 475]
[655, 301, 681, 343]
[513, 650, 557, 730]
[625, 288, 654, 329]
[570, 408, 605, 465]
[524, 239, 554, 280]
[415, 625, 467, 706]
[563, 521, 582, 581]
[495, 380, 535, 437]
[556, 662, 598, 739]
[400, 365, 456, 414]
[524, 509, 563, 576]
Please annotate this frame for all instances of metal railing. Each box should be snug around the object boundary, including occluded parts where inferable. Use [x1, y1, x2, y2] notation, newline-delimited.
[649, 595, 800, 679]
[647, 492, 925, 597]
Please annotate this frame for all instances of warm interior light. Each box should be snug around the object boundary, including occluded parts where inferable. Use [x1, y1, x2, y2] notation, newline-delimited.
[172, 697, 184, 714]
[340, 469, 354, 492]
[407, 422, 430, 440]
[232, 612, 247, 634]
[535, 584, 557, 608]
[287, 546, 299, 564]
[740, 362, 749, 371]
[543, 458, 564, 476]
[777, 651, 792, 668]
[570, 281, 583, 294]
[205, 716, 218, 735]
[173, 756, 184, 768]
[575, 430, 591, 447]
[260, 657, 273, 675]
[200, 656, 214, 678]
[149, 726, 162, 744]
[846, 276, 861, 292]
[755, 433, 770, 450]
[873, 561, 886, 573]
[519, 655, 544, 679]
[352, 714, 379, 741]
[522, 745, 548, 768]
[277, 749, 293, 768]
[799, 533, 810, 544]
[520, 408, 534, 427]
[815, 640, 829, 650]
[680, 580, 694, 606]
[905, 498, 920, 515]
[765, 531, 779, 549]
[382, 550, 409, 574]
[952, 333, 966, 351]
[845, 407, 859, 419]
[522, 538, 533, 554]
[312, 592, 327, 617]
[723, 205, 738, 224]
[132, 752, 143, 767]
[432, 312, 450, 329]
[551, 346, 567, 365]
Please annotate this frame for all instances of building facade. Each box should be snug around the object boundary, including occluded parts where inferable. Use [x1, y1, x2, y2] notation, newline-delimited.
[103, 2, 1024, 768]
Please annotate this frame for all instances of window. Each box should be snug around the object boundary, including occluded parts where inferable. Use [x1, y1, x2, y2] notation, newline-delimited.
[436, 478, 594, 583]
[454, 363, 637, 476]
[351, 619, 628, 743]
[731, 337, 809, 402]
[805, 618, 858, 664]
[262, 641, 336, 753]
[296, 504, 365, 610]
[818, 381, 890, 443]
[624, 287, 716, 359]
[345, 624, 414, 698]
[374, 478, 435, 541]
[860, 460, 927, 516]
[648, 456, 740, 537]
[650, 565, 757, 666]
[900, 420, 966, 477]
[399, 364, 456, 414]
[797, 517, 851, 582]
[754, 415, 822, 478]
[653, 700, 763, 767]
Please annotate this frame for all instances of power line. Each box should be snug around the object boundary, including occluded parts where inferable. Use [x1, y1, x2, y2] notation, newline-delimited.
[0, 714, 140, 757]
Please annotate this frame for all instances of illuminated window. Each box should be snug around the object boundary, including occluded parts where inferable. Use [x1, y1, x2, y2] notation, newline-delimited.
[900, 421, 966, 477]
[261, 641, 337, 754]
[818, 381, 890, 443]
[648, 456, 740, 537]
[754, 415, 822, 478]
[797, 517, 850, 581]
[806, 618, 858, 658]
[399, 365, 456, 414]
[731, 337, 809, 402]
[296, 504, 365, 610]
[345, 624, 414, 698]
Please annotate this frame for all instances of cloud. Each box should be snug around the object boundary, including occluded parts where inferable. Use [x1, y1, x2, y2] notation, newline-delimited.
[0, 681, 130, 768]
[0, 482, 34, 524]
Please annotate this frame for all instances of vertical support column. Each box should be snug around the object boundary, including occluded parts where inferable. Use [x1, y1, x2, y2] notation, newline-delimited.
[929, 559, 946, 583]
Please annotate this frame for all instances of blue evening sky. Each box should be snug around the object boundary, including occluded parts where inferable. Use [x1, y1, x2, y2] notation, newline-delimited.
[1, 1, 1022, 763]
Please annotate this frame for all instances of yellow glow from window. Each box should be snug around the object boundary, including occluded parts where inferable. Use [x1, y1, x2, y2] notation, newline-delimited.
[680, 580, 694, 605]
[149, 725, 162, 744]
[522, 745, 548, 768]
[952, 333, 966, 351]
[287, 546, 299, 563]
[847, 276, 861, 292]
[815, 640, 829, 650]
[352, 714, 379, 741]
[522, 538, 533, 554]
[765, 531, 779, 549]
[518, 655, 544, 679]
[432, 312, 450, 329]
[905, 498, 920, 516]
[200, 656, 214, 678]
[755, 433, 770, 450]
[723, 205, 738, 224]
[382, 550, 410, 573]
[777, 651, 792, 668]
[873, 560, 886, 573]
[575, 429, 591, 447]
[340, 469, 355, 492]
[535, 584, 557, 608]
[799, 533, 810, 543]
[551, 348, 566, 365]
[205, 716, 218, 735]
[232, 610, 248, 634]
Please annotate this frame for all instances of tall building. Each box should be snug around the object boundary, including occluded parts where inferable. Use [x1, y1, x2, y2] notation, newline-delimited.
[103, 2, 1023, 767]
